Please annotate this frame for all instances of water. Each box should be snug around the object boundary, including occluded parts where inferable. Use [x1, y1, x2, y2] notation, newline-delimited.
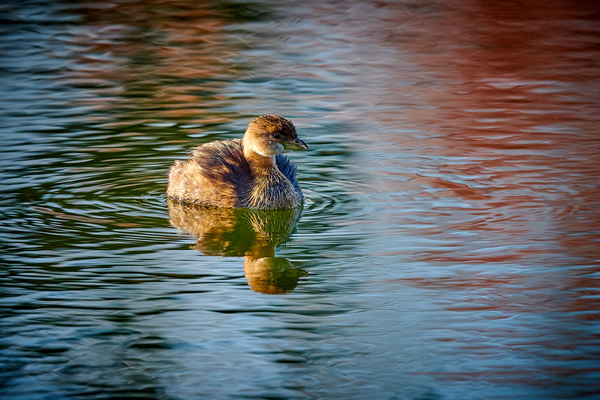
[1, 0, 599, 399]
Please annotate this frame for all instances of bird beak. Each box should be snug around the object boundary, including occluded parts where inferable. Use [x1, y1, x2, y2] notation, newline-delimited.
[284, 138, 309, 151]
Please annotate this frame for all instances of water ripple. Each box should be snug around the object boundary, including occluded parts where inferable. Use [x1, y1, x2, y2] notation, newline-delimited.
[1, 0, 600, 399]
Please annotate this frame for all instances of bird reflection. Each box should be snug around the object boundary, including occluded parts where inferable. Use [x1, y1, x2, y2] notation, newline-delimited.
[167, 199, 307, 294]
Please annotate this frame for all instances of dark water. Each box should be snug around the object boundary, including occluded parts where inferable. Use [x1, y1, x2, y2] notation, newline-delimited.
[1, 0, 600, 399]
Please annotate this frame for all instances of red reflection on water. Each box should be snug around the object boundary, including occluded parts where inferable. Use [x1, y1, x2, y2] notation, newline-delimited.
[365, 0, 600, 392]
[362, 0, 600, 265]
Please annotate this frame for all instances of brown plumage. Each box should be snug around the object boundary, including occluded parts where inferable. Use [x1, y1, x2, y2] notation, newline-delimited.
[166, 115, 308, 209]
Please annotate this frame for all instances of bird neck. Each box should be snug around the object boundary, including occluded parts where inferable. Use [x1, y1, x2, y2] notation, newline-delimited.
[243, 145, 276, 174]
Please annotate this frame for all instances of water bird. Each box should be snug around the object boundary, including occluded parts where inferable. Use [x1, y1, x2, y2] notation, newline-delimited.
[167, 115, 308, 209]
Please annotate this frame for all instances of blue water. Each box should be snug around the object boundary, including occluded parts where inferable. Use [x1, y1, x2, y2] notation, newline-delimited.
[1, 0, 599, 399]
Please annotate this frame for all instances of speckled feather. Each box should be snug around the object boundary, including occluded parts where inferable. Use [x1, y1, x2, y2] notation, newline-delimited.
[167, 139, 302, 209]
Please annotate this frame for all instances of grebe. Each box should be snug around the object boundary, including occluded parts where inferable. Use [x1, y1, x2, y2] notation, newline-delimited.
[167, 115, 308, 209]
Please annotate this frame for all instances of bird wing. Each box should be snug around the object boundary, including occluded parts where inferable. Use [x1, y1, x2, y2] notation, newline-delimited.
[276, 155, 303, 200]
[190, 139, 251, 188]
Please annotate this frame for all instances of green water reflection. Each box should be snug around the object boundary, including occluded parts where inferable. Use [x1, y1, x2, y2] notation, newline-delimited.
[168, 200, 307, 294]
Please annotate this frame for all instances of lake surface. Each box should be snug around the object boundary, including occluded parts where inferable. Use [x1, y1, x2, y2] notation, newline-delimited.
[1, 0, 600, 399]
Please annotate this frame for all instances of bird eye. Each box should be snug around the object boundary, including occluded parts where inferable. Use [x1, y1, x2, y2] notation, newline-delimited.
[273, 133, 281, 140]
